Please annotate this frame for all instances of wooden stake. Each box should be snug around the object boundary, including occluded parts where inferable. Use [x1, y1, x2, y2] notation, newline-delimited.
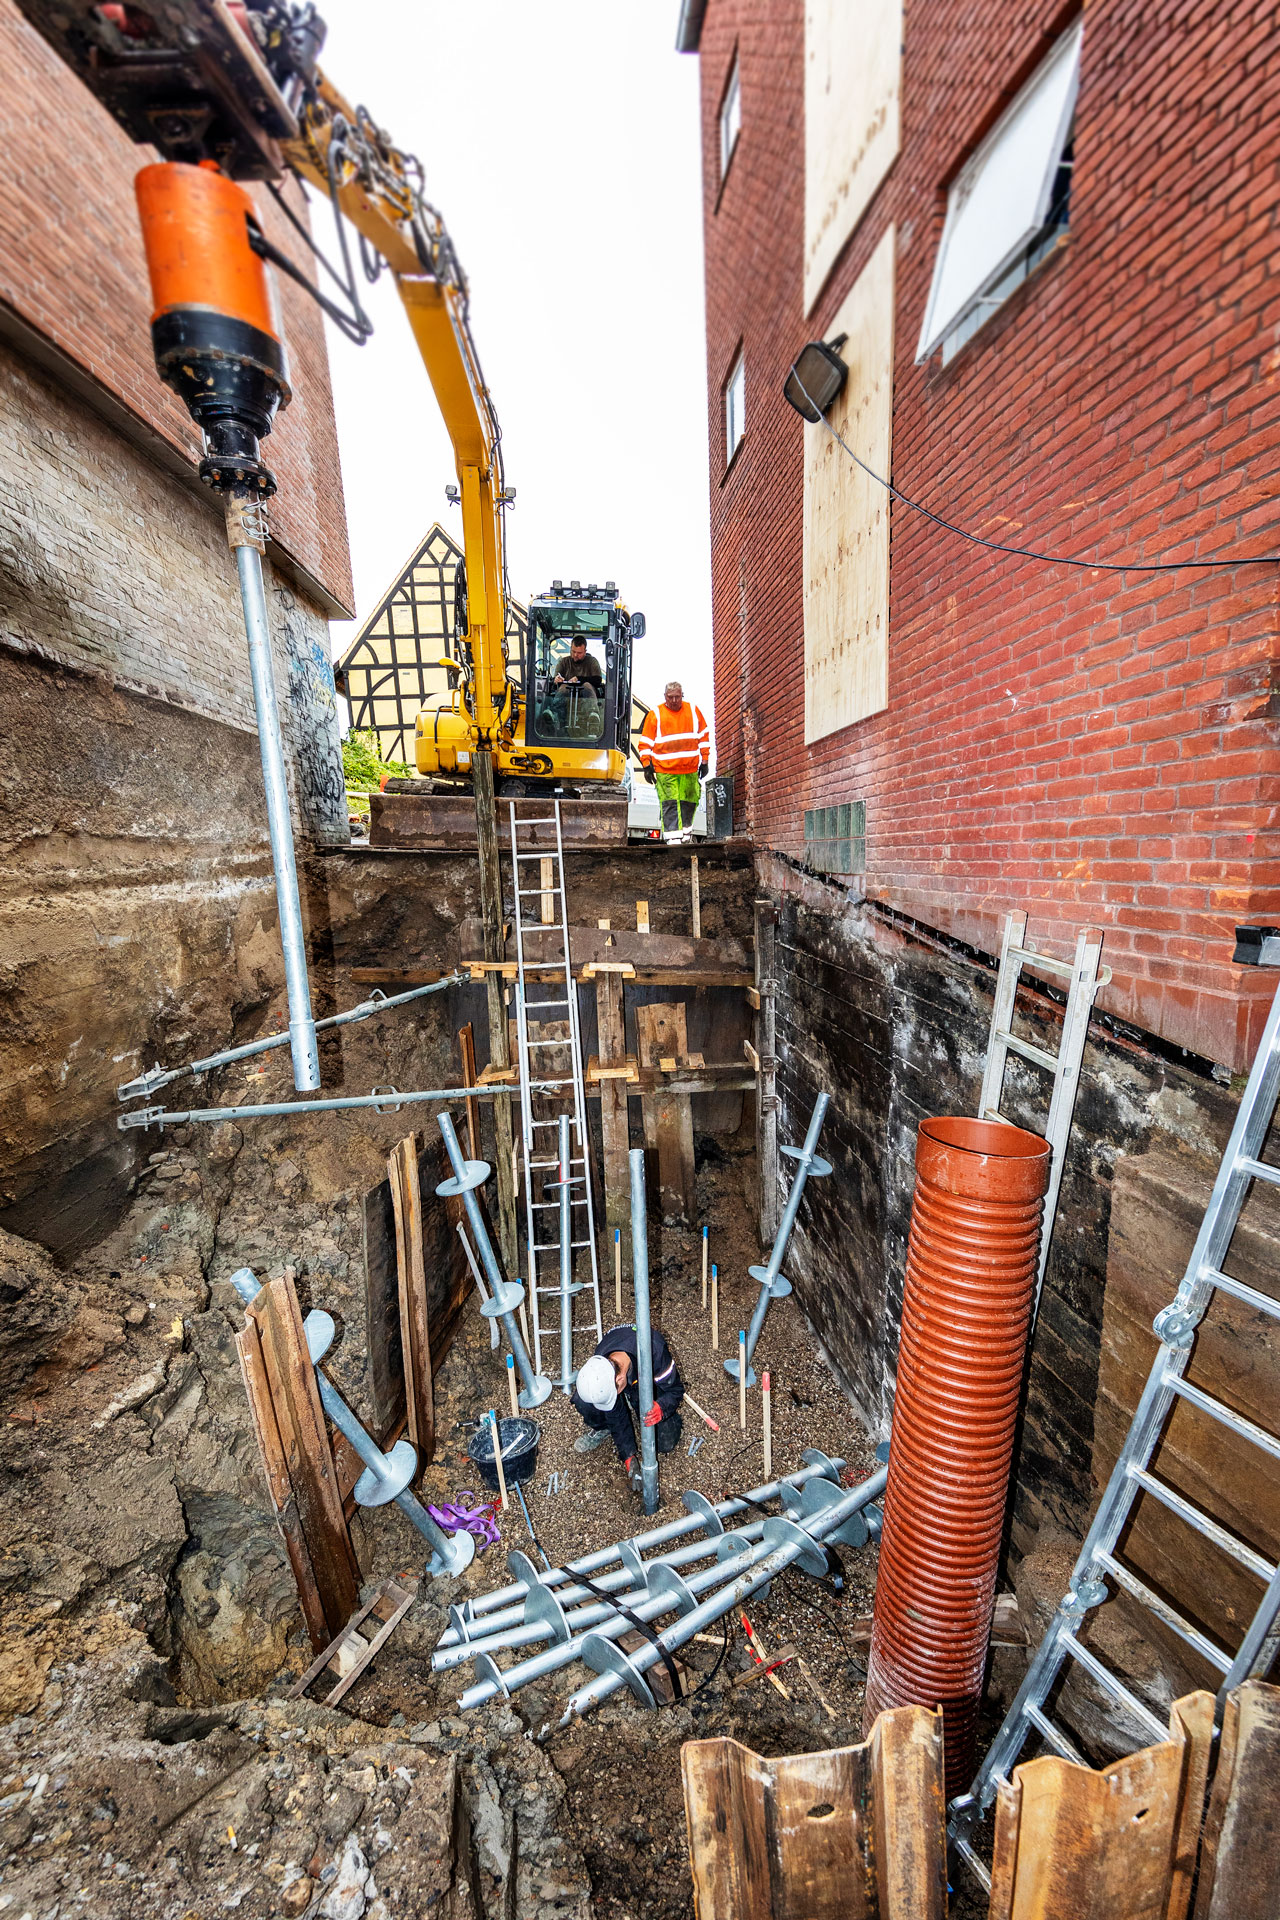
[684, 1392, 721, 1433]
[762, 1370, 772, 1483]
[614, 1227, 622, 1315]
[490, 1409, 509, 1512]
[506, 1353, 519, 1420]
[701, 1225, 708, 1309]
[741, 1612, 791, 1701]
[738, 1331, 747, 1431]
[540, 856, 556, 925]
[456, 1024, 480, 1159]
[636, 899, 650, 934]
[458, 1220, 499, 1350]
[690, 855, 701, 938]
[518, 1299, 532, 1352]
[711, 1266, 719, 1349]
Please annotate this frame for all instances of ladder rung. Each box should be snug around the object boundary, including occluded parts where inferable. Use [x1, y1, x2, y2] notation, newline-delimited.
[1094, 1551, 1231, 1674]
[998, 1029, 1060, 1073]
[525, 1000, 569, 1011]
[517, 885, 565, 898]
[1008, 945, 1078, 981]
[515, 850, 562, 861]
[1128, 1466, 1276, 1581]
[511, 814, 557, 826]
[1239, 1156, 1280, 1187]
[1165, 1374, 1280, 1461]
[1025, 1704, 1084, 1763]
[526, 1038, 571, 1047]
[1201, 1267, 1280, 1319]
[1060, 1633, 1168, 1744]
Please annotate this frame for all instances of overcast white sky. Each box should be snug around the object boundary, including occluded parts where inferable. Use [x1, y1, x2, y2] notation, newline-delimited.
[316, 1, 714, 716]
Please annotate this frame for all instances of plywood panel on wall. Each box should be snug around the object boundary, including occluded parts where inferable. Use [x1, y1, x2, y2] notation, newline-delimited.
[803, 225, 895, 744]
[804, 0, 902, 314]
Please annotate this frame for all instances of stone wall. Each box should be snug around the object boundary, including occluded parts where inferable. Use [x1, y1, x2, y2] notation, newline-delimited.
[756, 849, 1243, 1555]
[0, 340, 348, 1252]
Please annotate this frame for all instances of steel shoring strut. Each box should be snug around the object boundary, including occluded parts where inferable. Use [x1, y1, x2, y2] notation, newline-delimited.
[227, 1269, 473, 1578]
[117, 1080, 559, 1133]
[117, 972, 466, 1103]
[726, 1090, 832, 1387]
[455, 1468, 888, 1716]
[438, 1451, 849, 1644]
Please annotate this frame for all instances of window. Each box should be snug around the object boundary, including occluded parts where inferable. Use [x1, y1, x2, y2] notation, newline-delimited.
[724, 351, 745, 466]
[916, 20, 1081, 363]
[719, 52, 741, 178]
[804, 802, 866, 877]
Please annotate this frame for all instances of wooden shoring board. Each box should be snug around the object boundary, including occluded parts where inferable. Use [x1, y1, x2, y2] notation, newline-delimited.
[595, 970, 632, 1273]
[288, 1577, 418, 1706]
[988, 1690, 1214, 1920]
[388, 1133, 435, 1463]
[241, 1276, 360, 1650]
[456, 1023, 480, 1158]
[1193, 1680, 1280, 1920]
[635, 1001, 696, 1224]
[681, 1706, 947, 1920]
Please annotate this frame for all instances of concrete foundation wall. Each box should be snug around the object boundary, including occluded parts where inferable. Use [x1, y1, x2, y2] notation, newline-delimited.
[756, 849, 1242, 1554]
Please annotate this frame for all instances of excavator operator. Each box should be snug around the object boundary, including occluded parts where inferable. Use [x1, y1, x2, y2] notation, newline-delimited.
[547, 634, 604, 734]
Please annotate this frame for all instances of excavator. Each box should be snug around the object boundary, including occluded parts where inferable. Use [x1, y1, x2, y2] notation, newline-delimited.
[18, 0, 639, 1110]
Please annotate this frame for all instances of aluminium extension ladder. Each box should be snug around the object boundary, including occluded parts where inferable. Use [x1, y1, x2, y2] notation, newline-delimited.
[981, 910, 1110, 1319]
[950, 976, 1280, 1890]
[507, 799, 603, 1387]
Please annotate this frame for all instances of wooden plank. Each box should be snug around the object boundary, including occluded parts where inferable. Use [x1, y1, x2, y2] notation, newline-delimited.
[586, 1054, 638, 1083]
[581, 961, 638, 979]
[236, 1317, 330, 1652]
[690, 855, 701, 939]
[596, 971, 632, 1270]
[988, 1691, 1214, 1920]
[746, 985, 762, 1011]
[363, 1177, 406, 1435]
[1194, 1680, 1280, 1920]
[287, 1576, 418, 1704]
[744, 1037, 761, 1071]
[369, 788, 628, 849]
[637, 900, 650, 933]
[459, 918, 749, 975]
[540, 856, 556, 925]
[389, 1135, 435, 1463]
[636, 1002, 696, 1224]
[349, 967, 447, 986]
[755, 899, 780, 1243]
[249, 1278, 359, 1646]
[681, 1708, 946, 1920]
[457, 1024, 480, 1158]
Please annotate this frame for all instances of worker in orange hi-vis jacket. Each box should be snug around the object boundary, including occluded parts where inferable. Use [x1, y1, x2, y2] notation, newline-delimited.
[636, 680, 711, 843]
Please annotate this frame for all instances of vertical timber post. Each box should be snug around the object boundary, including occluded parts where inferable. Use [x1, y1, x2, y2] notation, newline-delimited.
[595, 970, 632, 1275]
[473, 747, 518, 1274]
[754, 898, 780, 1244]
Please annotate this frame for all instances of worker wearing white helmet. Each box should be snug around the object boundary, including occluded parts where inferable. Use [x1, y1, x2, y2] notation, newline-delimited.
[571, 1322, 685, 1493]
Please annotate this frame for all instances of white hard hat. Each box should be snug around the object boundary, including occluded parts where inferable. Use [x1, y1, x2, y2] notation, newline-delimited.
[576, 1354, 617, 1412]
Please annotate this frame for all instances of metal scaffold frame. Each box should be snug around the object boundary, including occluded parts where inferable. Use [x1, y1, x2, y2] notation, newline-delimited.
[508, 800, 603, 1384]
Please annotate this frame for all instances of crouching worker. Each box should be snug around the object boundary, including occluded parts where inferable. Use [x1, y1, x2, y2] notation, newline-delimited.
[571, 1323, 685, 1493]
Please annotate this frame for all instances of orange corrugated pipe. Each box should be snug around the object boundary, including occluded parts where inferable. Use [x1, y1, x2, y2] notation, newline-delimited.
[864, 1116, 1051, 1799]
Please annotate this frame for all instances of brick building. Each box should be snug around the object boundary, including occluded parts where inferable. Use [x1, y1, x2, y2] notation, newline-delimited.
[0, 0, 353, 1246]
[681, 0, 1279, 1074]
[677, 0, 1280, 1562]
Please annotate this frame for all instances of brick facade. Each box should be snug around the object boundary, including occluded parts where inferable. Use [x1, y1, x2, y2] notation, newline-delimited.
[694, 0, 1279, 1070]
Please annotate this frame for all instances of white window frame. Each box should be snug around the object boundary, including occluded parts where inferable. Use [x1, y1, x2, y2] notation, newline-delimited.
[916, 20, 1082, 362]
[719, 52, 741, 178]
[724, 351, 745, 466]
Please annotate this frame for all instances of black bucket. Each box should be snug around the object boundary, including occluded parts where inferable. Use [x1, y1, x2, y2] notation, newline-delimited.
[467, 1416, 541, 1490]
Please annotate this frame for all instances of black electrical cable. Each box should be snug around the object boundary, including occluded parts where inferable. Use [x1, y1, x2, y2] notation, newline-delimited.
[793, 370, 1280, 575]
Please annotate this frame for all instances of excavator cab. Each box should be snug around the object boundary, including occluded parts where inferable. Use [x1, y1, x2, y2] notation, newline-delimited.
[524, 582, 640, 765]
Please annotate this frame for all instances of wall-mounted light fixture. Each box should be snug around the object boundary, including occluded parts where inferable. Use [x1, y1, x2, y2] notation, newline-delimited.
[782, 334, 849, 422]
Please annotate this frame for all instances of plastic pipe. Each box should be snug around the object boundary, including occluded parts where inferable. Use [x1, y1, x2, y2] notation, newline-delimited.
[233, 540, 320, 1093]
[863, 1117, 1051, 1797]
[630, 1148, 659, 1516]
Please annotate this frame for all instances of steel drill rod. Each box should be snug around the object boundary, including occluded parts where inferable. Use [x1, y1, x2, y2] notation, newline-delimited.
[438, 1455, 846, 1641]
[464, 1468, 888, 1713]
[437, 1111, 551, 1407]
[227, 1270, 470, 1575]
[558, 1115, 574, 1392]
[558, 1466, 888, 1726]
[630, 1148, 659, 1514]
[432, 1519, 772, 1669]
[118, 1081, 551, 1132]
[732, 1090, 830, 1380]
[234, 540, 320, 1093]
[117, 973, 465, 1102]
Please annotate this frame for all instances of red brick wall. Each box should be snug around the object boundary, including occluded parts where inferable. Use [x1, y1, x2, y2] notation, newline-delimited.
[697, 0, 1280, 1069]
[0, 0, 352, 614]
